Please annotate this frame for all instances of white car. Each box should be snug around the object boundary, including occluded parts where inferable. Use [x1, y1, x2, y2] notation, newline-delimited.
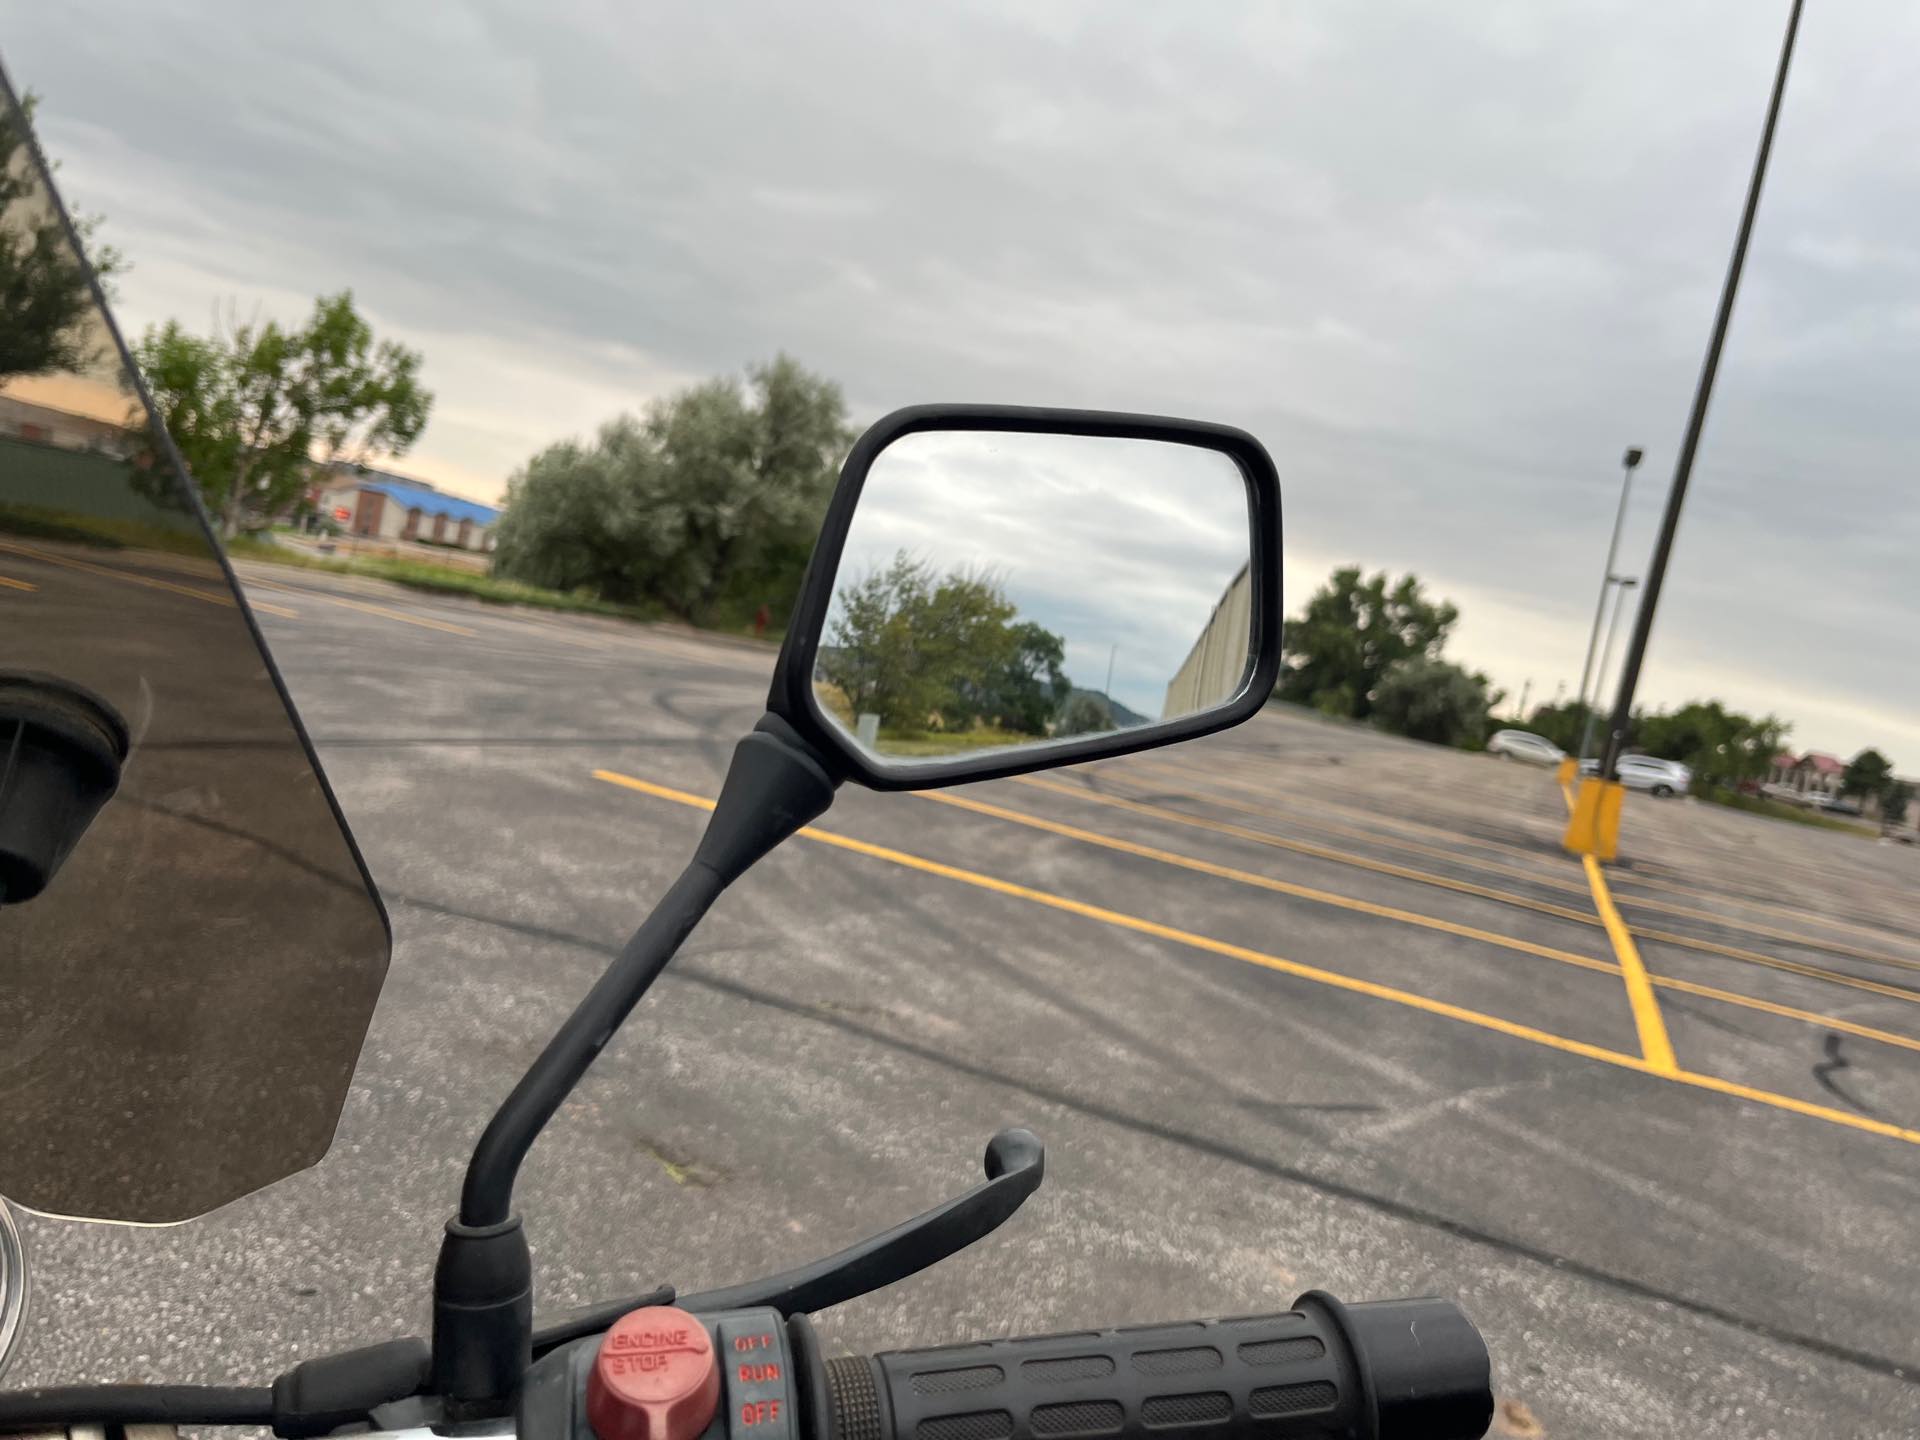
[1618, 755, 1691, 796]
[1486, 729, 1566, 767]
[1580, 753, 1691, 796]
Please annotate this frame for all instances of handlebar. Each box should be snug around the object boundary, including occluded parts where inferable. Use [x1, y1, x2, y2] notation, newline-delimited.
[0, 1293, 1492, 1440]
[801, 1295, 1491, 1440]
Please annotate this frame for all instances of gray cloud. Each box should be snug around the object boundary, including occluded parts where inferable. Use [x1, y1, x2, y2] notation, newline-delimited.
[6, 0, 1916, 758]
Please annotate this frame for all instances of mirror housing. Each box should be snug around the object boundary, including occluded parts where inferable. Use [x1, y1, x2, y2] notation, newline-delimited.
[768, 404, 1282, 790]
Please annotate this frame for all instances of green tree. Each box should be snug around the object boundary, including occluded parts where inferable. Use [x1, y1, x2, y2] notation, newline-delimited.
[956, 620, 1071, 733]
[818, 554, 1070, 734]
[1277, 567, 1458, 720]
[0, 90, 122, 382]
[492, 354, 849, 625]
[1880, 779, 1913, 831]
[1371, 655, 1503, 748]
[1629, 701, 1789, 791]
[482, 421, 646, 596]
[1842, 748, 1894, 801]
[135, 292, 431, 535]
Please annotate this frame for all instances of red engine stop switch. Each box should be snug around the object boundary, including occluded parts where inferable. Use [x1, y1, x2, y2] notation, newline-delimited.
[587, 1305, 722, 1440]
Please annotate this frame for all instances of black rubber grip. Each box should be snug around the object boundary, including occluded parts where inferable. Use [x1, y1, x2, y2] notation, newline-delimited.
[813, 1295, 1490, 1440]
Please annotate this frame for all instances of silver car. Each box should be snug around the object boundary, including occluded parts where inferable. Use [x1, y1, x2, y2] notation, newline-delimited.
[1579, 754, 1692, 797]
[1486, 729, 1566, 767]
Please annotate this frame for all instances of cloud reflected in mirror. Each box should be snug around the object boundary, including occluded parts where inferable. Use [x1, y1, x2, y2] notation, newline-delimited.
[811, 429, 1252, 766]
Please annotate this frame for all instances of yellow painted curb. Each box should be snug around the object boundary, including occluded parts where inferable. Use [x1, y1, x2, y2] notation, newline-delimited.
[1562, 776, 1623, 860]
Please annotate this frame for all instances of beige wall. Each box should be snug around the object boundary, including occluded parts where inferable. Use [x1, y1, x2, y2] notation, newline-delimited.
[1163, 562, 1253, 721]
[0, 392, 133, 453]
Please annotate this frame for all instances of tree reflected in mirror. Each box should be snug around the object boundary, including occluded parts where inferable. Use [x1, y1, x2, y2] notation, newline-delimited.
[817, 553, 1074, 758]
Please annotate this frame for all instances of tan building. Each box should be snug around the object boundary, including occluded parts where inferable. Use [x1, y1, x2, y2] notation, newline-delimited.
[1766, 751, 1845, 800]
[0, 391, 135, 453]
[314, 465, 498, 552]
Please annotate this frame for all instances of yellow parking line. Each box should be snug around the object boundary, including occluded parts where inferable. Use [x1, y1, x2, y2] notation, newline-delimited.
[592, 768, 1920, 1151]
[1617, 879, 1920, 970]
[1582, 854, 1678, 1073]
[1552, 776, 1920, 969]
[1136, 752, 1920, 959]
[1139, 764, 1588, 890]
[1651, 975, 1920, 1054]
[1017, 773, 1920, 1005]
[918, 787, 1920, 1057]
[243, 574, 477, 636]
[1535, 756, 1920, 948]
[1122, 755, 1571, 869]
[931, 787, 1620, 963]
[0, 575, 36, 591]
[1021, 772, 1603, 917]
[1605, 865, 1920, 955]
[0, 538, 296, 617]
[1087, 768, 1920, 973]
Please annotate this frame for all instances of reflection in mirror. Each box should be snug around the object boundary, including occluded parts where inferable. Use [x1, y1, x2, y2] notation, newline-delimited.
[0, 77, 389, 1221]
[811, 430, 1253, 767]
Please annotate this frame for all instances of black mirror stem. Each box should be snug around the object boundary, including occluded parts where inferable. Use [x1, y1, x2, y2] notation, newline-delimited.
[432, 712, 841, 1417]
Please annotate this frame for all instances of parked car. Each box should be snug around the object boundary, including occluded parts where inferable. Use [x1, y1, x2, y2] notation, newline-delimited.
[1619, 755, 1691, 796]
[1577, 754, 1692, 796]
[1486, 729, 1566, 767]
[1622, 758, 1692, 795]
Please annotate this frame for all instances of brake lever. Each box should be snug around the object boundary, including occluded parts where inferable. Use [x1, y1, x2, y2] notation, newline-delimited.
[683, 1127, 1044, 1314]
[532, 1128, 1044, 1356]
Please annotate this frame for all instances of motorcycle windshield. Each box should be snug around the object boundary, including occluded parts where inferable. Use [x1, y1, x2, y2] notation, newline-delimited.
[0, 71, 390, 1221]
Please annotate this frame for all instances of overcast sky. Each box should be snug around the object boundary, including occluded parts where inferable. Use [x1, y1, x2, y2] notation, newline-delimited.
[5, 1, 1916, 761]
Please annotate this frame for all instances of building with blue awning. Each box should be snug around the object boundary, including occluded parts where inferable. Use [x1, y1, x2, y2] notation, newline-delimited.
[315, 464, 499, 552]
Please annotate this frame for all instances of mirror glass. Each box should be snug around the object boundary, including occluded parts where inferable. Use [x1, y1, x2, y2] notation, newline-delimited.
[0, 76, 390, 1222]
[811, 429, 1254, 767]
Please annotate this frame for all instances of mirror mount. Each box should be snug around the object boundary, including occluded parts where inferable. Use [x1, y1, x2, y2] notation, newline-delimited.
[436, 712, 840, 1413]
[767, 403, 1284, 792]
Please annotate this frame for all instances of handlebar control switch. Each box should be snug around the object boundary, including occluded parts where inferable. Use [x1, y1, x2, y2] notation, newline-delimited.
[587, 1305, 722, 1440]
[718, 1315, 794, 1440]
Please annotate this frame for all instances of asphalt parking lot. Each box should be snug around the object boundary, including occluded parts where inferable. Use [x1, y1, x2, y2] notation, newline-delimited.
[7, 550, 1920, 1439]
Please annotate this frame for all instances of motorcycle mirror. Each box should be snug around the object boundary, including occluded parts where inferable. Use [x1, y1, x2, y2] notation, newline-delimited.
[768, 405, 1282, 790]
[439, 409, 1277, 1399]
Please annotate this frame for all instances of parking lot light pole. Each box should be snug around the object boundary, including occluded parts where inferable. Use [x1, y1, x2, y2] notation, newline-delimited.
[1574, 447, 1643, 761]
[1598, 0, 1803, 784]
[1594, 576, 1640, 728]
